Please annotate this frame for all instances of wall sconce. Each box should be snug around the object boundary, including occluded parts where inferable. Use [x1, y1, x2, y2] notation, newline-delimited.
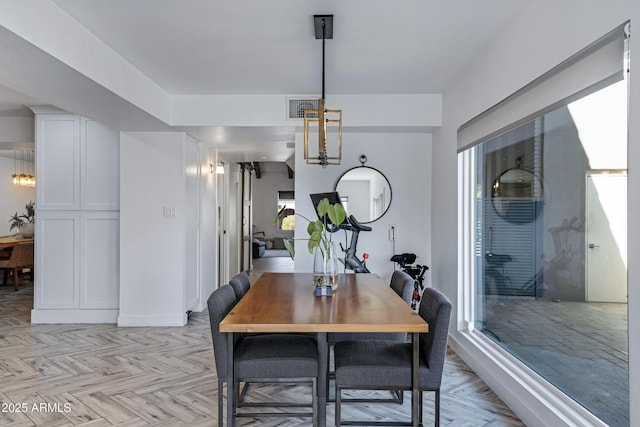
[303, 15, 342, 167]
[215, 161, 225, 175]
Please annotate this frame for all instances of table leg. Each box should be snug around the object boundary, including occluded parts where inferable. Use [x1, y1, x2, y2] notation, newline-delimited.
[412, 332, 419, 427]
[317, 332, 327, 427]
[226, 333, 234, 427]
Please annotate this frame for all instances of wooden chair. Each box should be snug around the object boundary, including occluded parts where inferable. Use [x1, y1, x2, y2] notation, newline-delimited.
[0, 242, 34, 290]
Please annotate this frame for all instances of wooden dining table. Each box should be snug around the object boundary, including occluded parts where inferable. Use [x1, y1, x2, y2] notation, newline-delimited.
[220, 272, 429, 427]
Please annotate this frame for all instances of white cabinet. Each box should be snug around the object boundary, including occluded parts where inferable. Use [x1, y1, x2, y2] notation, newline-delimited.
[80, 212, 119, 309]
[81, 120, 120, 210]
[33, 114, 120, 323]
[36, 115, 81, 210]
[35, 212, 79, 309]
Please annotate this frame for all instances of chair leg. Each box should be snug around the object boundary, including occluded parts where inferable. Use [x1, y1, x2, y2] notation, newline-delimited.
[419, 390, 423, 426]
[327, 345, 332, 400]
[2, 269, 8, 286]
[335, 385, 341, 427]
[218, 380, 224, 426]
[312, 378, 318, 427]
[13, 267, 19, 291]
[435, 389, 440, 427]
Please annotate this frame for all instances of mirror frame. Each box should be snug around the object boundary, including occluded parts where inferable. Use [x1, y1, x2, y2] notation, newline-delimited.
[334, 165, 392, 223]
[491, 167, 544, 224]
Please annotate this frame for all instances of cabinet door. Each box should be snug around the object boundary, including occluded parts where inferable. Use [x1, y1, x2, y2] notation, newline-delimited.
[80, 212, 120, 309]
[81, 119, 120, 210]
[35, 212, 79, 309]
[36, 115, 81, 210]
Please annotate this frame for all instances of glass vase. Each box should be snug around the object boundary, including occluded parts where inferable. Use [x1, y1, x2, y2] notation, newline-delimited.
[313, 240, 339, 291]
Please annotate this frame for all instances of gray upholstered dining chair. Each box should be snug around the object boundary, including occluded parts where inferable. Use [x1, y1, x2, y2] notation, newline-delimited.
[229, 271, 251, 301]
[333, 287, 452, 426]
[390, 269, 415, 305]
[327, 270, 416, 404]
[207, 285, 319, 426]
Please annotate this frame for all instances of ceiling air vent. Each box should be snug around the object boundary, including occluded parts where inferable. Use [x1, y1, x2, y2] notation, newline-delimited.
[288, 99, 318, 119]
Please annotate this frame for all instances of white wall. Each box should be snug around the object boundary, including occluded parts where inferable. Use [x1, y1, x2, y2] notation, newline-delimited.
[0, 156, 36, 235]
[119, 132, 188, 326]
[172, 94, 441, 127]
[295, 131, 431, 284]
[183, 135, 199, 312]
[433, 1, 639, 425]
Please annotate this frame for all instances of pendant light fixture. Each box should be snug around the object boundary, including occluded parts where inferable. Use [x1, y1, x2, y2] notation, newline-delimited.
[303, 15, 342, 167]
[11, 149, 36, 187]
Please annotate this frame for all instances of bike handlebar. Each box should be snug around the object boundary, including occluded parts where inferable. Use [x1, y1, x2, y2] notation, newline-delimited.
[340, 215, 372, 232]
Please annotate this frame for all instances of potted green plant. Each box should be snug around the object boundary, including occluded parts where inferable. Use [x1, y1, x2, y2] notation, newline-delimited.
[9, 201, 35, 237]
[274, 197, 346, 289]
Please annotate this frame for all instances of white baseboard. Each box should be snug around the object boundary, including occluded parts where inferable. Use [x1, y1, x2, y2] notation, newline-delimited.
[31, 309, 118, 324]
[191, 301, 206, 313]
[117, 314, 187, 327]
[449, 330, 607, 427]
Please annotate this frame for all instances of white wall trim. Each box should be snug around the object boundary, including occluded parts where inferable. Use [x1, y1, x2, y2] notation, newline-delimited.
[31, 309, 118, 324]
[449, 331, 607, 427]
[117, 314, 187, 327]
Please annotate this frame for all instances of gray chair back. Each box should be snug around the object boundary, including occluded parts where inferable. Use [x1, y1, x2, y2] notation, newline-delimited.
[390, 270, 414, 305]
[418, 287, 452, 388]
[229, 271, 251, 301]
[207, 284, 237, 379]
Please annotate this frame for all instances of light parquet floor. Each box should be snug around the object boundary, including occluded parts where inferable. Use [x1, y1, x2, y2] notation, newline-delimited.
[0, 281, 523, 426]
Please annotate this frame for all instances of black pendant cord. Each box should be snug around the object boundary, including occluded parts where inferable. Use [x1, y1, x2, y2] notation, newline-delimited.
[322, 18, 326, 99]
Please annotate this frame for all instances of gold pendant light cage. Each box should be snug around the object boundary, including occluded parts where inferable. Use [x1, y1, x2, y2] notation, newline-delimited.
[11, 149, 36, 187]
[303, 98, 342, 166]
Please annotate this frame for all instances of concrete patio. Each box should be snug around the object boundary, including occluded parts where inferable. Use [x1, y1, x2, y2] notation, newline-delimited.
[483, 298, 628, 427]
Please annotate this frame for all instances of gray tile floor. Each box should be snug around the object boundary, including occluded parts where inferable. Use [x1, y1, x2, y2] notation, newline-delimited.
[0, 280, 523, 426]
[251, 249, 294, 273]
[483, 298, 628, 427]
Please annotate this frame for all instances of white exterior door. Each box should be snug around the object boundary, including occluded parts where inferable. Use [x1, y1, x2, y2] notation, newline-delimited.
[585, 173, 627, 303]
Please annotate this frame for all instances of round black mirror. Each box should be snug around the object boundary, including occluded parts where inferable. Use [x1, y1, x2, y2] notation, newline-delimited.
[334, 164, 391, 223]
[491, 165, 543, 224]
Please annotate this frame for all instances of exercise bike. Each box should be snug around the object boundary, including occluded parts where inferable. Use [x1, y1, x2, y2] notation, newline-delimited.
[338, 215, 372, 273]
[310, 192, 372, 274]
[390, 253, 429, 309]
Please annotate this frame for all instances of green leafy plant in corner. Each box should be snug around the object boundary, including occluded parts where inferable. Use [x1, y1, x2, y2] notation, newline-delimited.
[273, 197, 346, 260]
[9, 201, 35, 232]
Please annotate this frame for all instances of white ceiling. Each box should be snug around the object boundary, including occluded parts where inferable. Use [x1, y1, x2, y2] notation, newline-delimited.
[0, 0, 531, 162]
